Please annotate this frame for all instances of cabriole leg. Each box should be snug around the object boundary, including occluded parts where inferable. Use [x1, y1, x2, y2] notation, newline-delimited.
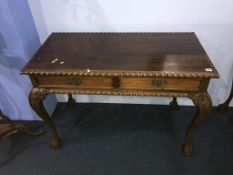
[67, 94, 76, 106]
[170, 97, 180, 111]
[29, 88, 59, 149]
[183, 93, 212, 156]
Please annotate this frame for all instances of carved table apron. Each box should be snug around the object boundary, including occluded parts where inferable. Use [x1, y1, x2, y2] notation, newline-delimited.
[21, 33, 219, 156]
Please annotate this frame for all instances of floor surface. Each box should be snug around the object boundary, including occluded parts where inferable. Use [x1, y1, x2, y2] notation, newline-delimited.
[0, 103, 233, 175]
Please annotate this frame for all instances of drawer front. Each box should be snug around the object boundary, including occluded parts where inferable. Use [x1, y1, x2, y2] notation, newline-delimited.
[37, 76, 112, 89]
[36, 76, 201, 92]
[120, 78, 201, 91]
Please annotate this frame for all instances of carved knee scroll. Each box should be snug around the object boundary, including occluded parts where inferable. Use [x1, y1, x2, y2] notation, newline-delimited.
[183, 93, 212, 156]
[29, 88, 59, 149]
[29, 88, 47, 108]
[191, 93, 212, 113]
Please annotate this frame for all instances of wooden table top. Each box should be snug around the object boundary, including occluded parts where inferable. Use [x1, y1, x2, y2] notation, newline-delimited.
[21, 32, 219, 78]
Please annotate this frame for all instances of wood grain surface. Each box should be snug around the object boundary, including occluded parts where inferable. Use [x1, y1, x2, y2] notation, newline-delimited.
[21, 33, 218, 78]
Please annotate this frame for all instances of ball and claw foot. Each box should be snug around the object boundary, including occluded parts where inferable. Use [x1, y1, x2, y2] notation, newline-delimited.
[183, 143, 192, 156]
[49, 138, 60, 149]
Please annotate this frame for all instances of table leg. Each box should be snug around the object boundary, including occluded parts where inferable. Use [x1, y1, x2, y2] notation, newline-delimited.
[218, 80, 233, 113]
[183, 93, 212, 156]
[67, 94, 76, 106]
[29, 88, 59, 149]
[170, 97, 180, 111]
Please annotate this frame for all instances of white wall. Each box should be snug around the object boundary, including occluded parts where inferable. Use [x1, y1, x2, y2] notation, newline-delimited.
[28, 0, 233, 106]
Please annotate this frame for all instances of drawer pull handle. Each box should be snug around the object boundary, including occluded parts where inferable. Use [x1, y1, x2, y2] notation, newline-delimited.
[151, 79, 167, 88]
[67, 78, 82, 86]
[112, 76, 121, 88]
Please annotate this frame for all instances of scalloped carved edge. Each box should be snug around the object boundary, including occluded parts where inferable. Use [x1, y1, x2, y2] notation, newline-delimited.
[21, 69, 219, 78]
[38, 88, 190, 97]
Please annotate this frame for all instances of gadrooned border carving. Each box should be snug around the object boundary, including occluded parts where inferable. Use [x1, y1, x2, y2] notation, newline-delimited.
[39, 88, 190, 97]
[21, 69, 219, 78]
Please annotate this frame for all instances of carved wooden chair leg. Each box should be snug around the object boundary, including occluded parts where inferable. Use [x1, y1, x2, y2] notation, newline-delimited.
[0, 111, 15, 139]
[183, 93, 212, 156]
[14, 123, 45, 136]
[67, 94, 76, 107]
[29, 88, 60, 149]
[170, 97, 180, 111]
[218, 80, 233, 113]
[0, 125, 18, 139]
[0, 110, 44, 139]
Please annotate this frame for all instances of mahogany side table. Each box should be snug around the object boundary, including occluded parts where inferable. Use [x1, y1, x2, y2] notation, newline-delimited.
[21, 33, 219, 156]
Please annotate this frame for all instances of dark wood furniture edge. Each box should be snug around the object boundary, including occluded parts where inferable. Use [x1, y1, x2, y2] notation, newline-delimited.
[218, 77, 233, 113]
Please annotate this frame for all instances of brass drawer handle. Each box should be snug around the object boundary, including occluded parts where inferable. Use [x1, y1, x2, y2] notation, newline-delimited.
[112, 76, 121, 88]
[67, 78, 82, 86]
[151, 79, 167, 88]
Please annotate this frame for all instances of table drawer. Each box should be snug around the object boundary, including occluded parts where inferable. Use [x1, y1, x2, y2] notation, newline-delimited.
[37, 76, 112, 89]
[36, 76, 202, 92]
[120, 78, 201, 91]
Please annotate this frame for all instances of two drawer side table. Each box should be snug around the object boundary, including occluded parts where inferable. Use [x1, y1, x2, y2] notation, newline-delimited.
[21, 33, 219, 156]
